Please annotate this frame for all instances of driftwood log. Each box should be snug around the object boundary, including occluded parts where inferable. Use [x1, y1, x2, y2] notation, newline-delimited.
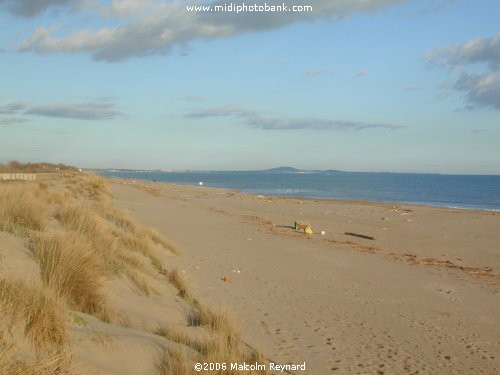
[344, 232, 375, 240]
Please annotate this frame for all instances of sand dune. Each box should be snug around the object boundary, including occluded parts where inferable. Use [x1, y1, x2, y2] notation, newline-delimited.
[0, 172, 266, 374]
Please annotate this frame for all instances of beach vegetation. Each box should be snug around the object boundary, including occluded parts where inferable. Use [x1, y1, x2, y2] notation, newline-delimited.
[0, 161, 266, 372]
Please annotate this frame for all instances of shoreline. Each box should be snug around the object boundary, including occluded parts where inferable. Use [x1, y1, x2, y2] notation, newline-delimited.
[106, 176, 500, 214]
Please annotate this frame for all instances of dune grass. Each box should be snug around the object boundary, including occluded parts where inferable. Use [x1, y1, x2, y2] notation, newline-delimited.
[155, 319, 267, 375]
[158, 268, 267, 374]
[30, 233, 108, 319]
[0, 278, 68, 351]
[157, 349, 194, 375]
[1, 165, 266, 373]
[165, 268, 191, 299]
[127, 271, 159, 297]
[0, 341, 71, 375]
[0, 184, 47, 237]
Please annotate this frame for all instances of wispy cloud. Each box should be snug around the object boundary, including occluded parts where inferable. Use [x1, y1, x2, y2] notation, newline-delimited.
[0, 99, 123, 120]
[179, 95, 207, 102]
[426, 32, 500, 110]
[304, 68, 325, 77]
[437, 80, 452, 90]
[471, 128, 488, 134]
[15, 0, 416, 62]
[405, 86, 421, 92]
[26, 101, 123, 120]
[409, 0, 456, 16]
[186, 105, 404, 131]
[354, 71, 369, 79]
[0, 117, 29, 125]
[0, 101, 27, 114]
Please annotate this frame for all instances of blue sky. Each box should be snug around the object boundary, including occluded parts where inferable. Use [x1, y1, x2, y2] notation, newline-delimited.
[0, 0, 499, 173]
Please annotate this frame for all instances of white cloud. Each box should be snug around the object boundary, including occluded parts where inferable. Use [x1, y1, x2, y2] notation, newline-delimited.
[16, 0, 411, 62]
[426, 33, 500, 110]
[427, 32, 500, 69]
[455, 71, 500, 110]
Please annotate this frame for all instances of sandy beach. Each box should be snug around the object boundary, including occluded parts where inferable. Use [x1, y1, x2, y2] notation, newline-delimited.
[3, 1, 499, 373]
[110, 179, 500, 375]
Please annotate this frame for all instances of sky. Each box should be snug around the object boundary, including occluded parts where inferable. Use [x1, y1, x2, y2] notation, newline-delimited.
[0, 0, 499, 174]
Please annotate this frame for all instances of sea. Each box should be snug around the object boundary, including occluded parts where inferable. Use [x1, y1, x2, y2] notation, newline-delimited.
[97, 169, 500, 211]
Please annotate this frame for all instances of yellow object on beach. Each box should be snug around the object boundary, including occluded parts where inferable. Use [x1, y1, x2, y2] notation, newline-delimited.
[295, 221, 314, 235]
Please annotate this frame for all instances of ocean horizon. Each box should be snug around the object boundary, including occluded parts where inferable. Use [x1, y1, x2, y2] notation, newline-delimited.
[97, 168, 500, 211]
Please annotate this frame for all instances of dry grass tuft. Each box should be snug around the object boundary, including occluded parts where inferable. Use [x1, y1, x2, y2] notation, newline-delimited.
[72, 174, 111, 202]
[188, 303, 239, 345]
[102, 207, 140, 235]
[30, 233, 107, 317]
[146, 228, 181, 255]
[0, 278, 68, 351]
[128, 272, 159, 297]
[157, 348, 194, 375]
[62, 173, 109, 203]
[0, 184, 47, 236]
[154, 326, 211, 355]
[0, 331, 72, 374]
[166, 269, 190, 299]
[55, 204, 123, 275]
[155, 324, 267, 375]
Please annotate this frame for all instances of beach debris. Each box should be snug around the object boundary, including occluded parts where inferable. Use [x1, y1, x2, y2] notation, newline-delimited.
[232, 269, 241, 274]
[257, 194, 265, 198]
[223, 277, 232, 283]
[198, 181, 203, 186]
[400, 253, 494, 276]
[344, 232, 375, 240]
[295, 221, 314, 235]
[320, 230, 326, 236]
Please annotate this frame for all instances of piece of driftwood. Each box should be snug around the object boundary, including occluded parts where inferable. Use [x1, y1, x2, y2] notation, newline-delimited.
[344, 232, 375, 240]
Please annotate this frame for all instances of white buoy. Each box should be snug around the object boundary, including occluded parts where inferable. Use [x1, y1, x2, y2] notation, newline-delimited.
[198, 181, 203, 186]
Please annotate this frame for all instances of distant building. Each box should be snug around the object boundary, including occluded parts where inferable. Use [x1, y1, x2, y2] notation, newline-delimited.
[0, 173, 37, 181]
